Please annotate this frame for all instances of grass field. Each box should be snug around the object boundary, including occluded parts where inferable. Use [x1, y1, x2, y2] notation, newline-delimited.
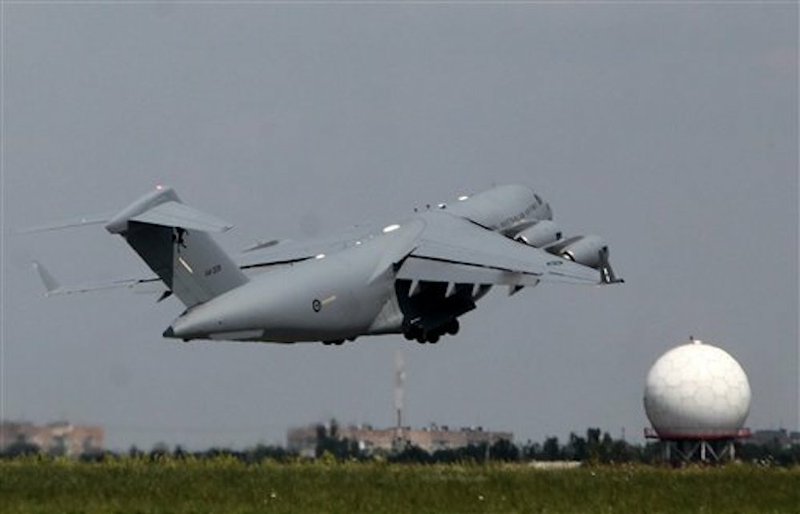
[1, 458, 798, 513]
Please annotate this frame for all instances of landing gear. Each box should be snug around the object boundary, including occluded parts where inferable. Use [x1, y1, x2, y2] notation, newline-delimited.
[404, 320, 458, 344]
[322, 339, 345, 346]
[404, 325, 423, 342]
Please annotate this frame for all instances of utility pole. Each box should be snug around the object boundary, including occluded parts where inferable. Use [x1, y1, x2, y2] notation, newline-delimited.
[394, 350, 405, 439]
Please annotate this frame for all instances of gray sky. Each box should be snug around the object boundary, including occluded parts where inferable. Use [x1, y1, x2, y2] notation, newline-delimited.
[2, 2, 797, 451]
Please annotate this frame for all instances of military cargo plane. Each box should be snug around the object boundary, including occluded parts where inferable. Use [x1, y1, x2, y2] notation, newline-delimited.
[30, 184, 622, 345]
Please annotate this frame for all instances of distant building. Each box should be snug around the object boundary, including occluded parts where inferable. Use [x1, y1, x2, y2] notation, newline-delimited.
[0, 421, 104, 456]
[749, 429, 800, 448]
[287, 422, 512, 458]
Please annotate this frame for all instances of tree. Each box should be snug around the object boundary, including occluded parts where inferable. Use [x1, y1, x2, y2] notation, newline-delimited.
[541, 437, 561, 461]
[3, 440, 40, 458]
[566, 432, 587, 461]
[314, 420, 360, 460]
[490, 439, 519, 461]
[390, 445, 431, 463]
[128, 445, 144, 458]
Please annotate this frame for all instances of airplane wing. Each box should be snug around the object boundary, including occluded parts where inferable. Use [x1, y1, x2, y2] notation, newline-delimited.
[397, 211, 601, 287]
[31, 211, 603, 300]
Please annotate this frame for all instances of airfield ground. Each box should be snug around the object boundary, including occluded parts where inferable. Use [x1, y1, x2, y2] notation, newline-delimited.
[1, 459, 798, 513]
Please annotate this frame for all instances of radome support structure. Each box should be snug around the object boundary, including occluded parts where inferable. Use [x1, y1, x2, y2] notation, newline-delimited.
[644, 428, 751, 463]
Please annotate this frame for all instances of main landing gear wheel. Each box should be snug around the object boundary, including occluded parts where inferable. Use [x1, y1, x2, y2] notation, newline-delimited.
[445, 320, 460, 336]
[404, 320, 458, 344]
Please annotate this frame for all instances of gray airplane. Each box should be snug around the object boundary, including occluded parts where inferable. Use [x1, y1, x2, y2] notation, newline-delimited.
[32, 184, 622, 345]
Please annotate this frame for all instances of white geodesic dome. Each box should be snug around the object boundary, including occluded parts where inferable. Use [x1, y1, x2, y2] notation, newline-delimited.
[643, 339, 751, 439]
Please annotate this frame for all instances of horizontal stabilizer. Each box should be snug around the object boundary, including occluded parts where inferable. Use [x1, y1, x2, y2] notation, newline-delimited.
[18, 212, 113, 234]
[20, 191, 232, 234]
[129, 201, 233, 232]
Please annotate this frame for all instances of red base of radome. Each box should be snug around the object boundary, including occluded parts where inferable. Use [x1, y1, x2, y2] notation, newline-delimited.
[644, 427, 751, 441]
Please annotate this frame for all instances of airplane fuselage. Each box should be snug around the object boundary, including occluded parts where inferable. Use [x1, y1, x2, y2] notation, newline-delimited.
[165, 185, 554, 344]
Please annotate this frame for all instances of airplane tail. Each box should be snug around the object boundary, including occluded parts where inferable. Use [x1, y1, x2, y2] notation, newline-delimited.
[105, 186, 248, 308]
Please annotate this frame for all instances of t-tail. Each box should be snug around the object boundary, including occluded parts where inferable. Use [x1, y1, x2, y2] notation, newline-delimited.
[105, 186, 248, 308]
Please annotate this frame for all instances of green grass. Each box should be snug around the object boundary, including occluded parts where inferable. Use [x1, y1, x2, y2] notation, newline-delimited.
[1, 458, 798, 513]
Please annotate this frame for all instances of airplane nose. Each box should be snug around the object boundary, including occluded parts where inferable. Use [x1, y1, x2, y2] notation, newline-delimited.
[162, 326, 176, 338]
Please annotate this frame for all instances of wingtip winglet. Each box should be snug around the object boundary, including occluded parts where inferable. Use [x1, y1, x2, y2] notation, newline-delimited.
[598, 248, 624, 285]
[32, 261, 62, 296]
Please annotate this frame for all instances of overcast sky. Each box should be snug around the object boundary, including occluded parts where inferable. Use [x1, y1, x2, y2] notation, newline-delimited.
[2, 2, 797, 451]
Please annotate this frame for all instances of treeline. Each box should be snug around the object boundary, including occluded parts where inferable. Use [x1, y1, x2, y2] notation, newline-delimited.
[2, 427, 799, 466]
[314, 425, 648, 464]
[0, 440, 294, 463]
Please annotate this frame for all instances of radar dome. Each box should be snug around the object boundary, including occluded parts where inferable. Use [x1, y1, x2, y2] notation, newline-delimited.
[643, 339, 751, 439]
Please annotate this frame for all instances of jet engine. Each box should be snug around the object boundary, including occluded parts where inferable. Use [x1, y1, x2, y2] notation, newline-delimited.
[547, 235, 608, 269]
[514, 221, 562, 247]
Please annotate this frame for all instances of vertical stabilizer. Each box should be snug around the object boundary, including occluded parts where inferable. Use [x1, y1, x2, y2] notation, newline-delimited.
[105, 187, 248, 308]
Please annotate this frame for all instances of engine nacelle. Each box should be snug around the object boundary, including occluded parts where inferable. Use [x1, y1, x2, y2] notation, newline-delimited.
[550, 235, 608, 269]
[514, 221, 562, 247]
